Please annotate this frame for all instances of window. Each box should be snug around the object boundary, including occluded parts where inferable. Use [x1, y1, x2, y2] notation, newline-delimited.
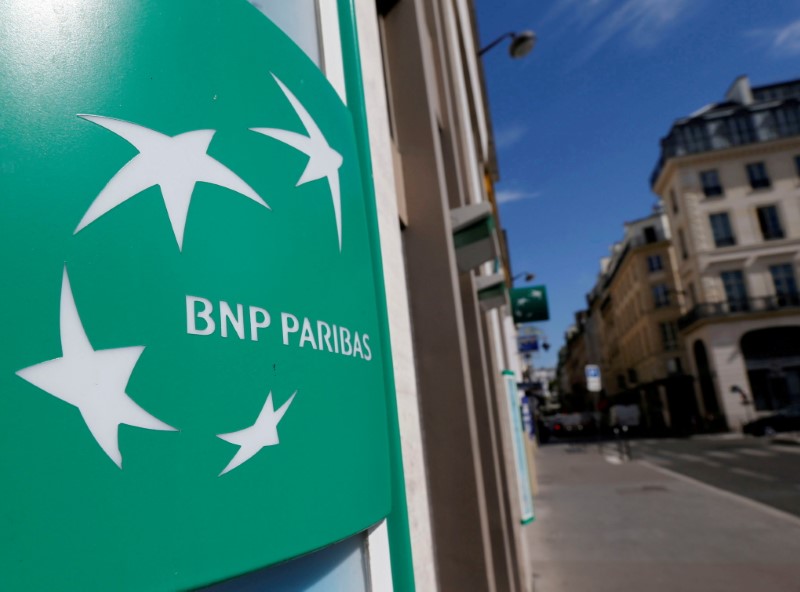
[756, 205, 784, 240]
[659, 322, 679, 351]
[709, 212, 736, 247]
[726, 115, 756, 145]
[795, 155, 800, 177]
[646, 254, 663, 272]
[678, 229, 689, 260]
[769, 263, 798, 306]
[688, 282, 697, 307]
[652, 284, 670, 308]
[627, 368, 638, 384]
[669, 189, 679, 213]
[643, 226, 658, 243]
[699, 169, 723, 197]
[666, 357, 683, 375]
[746, 162, 771, 189]
[721, 270, 749, 312]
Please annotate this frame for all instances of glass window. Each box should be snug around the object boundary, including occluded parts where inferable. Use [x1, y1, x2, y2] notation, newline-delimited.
[659, 322, 679, 351]
[699, 169, 723, 197]
[726, 115, 756, 145]
[770, 263, 798, 305]
[709, 212, 736, 247]
[646, 254, 663, 272]
[652, 284, 670, 308]
[248, 0, 321, 65]
[794, 155, 800, 177]
[757, 205, 784, 240]
[669, 189, 679, 213]
[746, 162, 771, 189]
[721, 270, 749, 312]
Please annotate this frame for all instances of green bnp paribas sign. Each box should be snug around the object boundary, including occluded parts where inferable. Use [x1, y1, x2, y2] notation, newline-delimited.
[0, 2, 392, 590]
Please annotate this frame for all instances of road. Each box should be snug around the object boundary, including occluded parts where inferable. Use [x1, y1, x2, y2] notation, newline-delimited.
[628, 435, 800, 517]
[526, 441, 800, 592]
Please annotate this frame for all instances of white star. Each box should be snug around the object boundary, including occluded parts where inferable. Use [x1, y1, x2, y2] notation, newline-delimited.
[75, 114, 269, 250]
[217, 390, 297, 476]
[251, 74, 344, 250]
[15, 267, 177, 468]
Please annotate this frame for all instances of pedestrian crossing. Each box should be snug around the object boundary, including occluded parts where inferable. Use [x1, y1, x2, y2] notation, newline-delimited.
[616, 441, 788, 484]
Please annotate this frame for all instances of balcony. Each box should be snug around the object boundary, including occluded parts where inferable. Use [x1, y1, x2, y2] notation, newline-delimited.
[678, 294, 800, 330]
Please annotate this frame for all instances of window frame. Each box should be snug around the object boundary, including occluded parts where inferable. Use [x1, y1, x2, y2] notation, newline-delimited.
[699, 169, 724, 197]
[709, 212, 736, 247]
[746, 161, 771, 190]
[646, 254, 663, 273]
[721, 270, 749, 312]
[756, 204, 785, 241]
[652, 283, 671, 308]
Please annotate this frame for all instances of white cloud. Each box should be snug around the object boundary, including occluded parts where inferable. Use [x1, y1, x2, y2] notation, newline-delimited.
[496, 190, 541, 204]
[545, 0, 697, 62]
[494, 124, 528, 149]
[749, 19, 800, 56]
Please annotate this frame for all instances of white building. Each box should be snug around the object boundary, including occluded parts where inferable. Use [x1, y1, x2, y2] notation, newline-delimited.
[652, 75, 800, 430]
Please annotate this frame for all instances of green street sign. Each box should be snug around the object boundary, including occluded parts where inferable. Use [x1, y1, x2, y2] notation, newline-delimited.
[511, 285, 550, 323]
[0, 2, 391, 590]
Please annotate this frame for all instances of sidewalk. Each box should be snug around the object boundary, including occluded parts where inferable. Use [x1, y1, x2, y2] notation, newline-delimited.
[526, 443, 800, 592]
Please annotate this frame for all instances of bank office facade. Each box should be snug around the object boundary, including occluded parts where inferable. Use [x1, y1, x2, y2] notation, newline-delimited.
[1, 2, 534, 591]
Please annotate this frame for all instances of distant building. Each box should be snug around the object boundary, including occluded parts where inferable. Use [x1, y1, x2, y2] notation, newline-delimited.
[583, 210, 696, 432]
[651, 75, 800, 430]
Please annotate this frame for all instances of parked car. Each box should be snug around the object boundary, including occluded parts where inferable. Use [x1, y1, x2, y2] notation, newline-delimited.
[742, 403, 800, 436]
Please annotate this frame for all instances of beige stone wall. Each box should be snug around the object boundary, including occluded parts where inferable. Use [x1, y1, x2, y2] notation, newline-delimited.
[355, 3, 438, 590]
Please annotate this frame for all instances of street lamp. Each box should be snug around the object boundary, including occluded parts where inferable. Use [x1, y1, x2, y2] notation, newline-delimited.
[479, 30, 537, 58]
[512, 271, 536, 283]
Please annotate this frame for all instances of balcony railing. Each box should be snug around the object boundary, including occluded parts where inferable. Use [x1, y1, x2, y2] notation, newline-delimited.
[678, 294, 800, 330]
[651, 99, 800, 186]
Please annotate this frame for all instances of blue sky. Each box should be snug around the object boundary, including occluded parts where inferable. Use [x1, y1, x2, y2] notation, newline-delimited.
[474, 0, 800, 367]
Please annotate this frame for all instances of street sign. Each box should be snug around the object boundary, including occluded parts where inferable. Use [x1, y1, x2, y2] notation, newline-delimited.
[0, 3, 392, 590]
[585, 364, 602, 392]
[511, 285, 550, 323]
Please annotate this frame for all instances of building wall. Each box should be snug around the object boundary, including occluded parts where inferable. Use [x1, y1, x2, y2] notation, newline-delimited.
[653, 77, 800, 429]
[355, 3, 438, 590]
[364, 0, 532, 590]
[683, 314, 800, 427]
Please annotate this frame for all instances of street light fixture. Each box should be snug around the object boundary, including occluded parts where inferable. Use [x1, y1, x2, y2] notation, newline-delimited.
[512, 271, 536, 283]
[479, 30, 537, 59]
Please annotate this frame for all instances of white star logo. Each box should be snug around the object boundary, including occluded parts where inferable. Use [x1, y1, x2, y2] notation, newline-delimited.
[217, 390, 296, 475]
[15, 267, 177, 468]
[75, 114, 269, 250]
[252, 74, 344, 250]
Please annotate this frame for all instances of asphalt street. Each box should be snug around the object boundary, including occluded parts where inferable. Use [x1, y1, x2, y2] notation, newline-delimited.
[527, 441, 800, 592]
[628, 435, 800, 517]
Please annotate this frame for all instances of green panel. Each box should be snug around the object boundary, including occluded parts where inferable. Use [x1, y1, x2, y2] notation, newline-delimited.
[511, 285, 550, 323]
[0, 2, 391, 590]
[478, 283, 507, 302]
[453, 215, 496, 249]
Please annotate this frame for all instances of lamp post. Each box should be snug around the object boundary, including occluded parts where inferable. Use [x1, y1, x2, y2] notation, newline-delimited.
[479, 30, 537, 58]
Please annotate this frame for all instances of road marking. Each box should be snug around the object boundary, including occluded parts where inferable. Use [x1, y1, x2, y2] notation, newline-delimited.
[738, 449, 775, 458]
[706, 450, 737, 460]
[696, 458, 722, 468]
[638, 460, 800, 528]
[773, 445, 800, 456]
[729, 467, 776, 482]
